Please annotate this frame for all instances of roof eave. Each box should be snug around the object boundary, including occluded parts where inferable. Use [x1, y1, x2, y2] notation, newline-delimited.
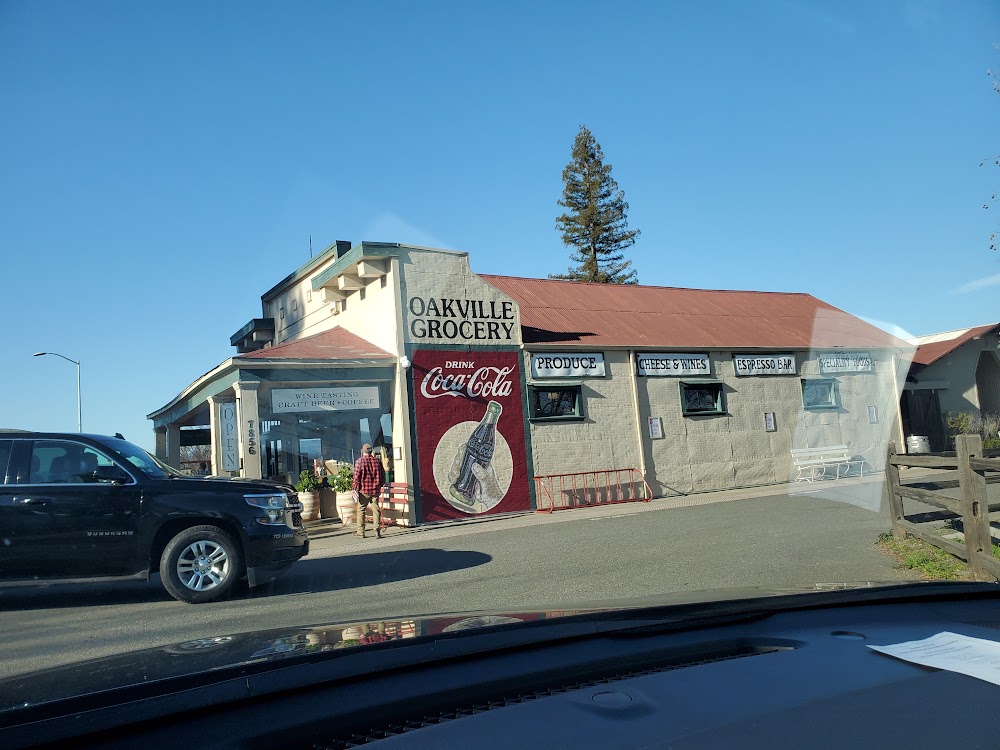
[147, 358, 239, 420]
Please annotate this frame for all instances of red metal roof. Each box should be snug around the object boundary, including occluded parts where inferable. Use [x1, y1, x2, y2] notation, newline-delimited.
[237, 326, 394, 360]
[481, 275, 908, 350]
[911, 323, 1000, 366]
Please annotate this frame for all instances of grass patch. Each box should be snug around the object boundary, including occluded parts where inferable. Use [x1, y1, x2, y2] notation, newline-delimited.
[876, 531, 973, 581]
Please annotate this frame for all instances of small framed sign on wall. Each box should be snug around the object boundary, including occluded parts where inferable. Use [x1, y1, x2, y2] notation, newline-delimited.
[868, 405, 878, 424]
[648, 417, 664, 440]
[764, 412, 777, 432]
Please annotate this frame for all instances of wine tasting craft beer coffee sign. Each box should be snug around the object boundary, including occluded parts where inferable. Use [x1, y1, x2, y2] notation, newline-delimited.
[412, 350, 530, 522]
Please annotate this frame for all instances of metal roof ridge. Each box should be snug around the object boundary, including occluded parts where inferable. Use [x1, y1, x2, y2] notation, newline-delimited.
[908, 321, 1000, 344]
[479, 273, 815, 297]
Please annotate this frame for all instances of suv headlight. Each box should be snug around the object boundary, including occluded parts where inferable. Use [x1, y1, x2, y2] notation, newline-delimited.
[245, 493, 292, 525]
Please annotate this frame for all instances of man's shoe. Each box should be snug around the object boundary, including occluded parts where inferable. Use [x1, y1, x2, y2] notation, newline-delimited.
[376, 529, 383, 539]
[355, 531, 365, 538]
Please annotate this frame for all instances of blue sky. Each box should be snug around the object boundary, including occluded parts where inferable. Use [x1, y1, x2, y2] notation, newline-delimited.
[1, 1, 998, 448]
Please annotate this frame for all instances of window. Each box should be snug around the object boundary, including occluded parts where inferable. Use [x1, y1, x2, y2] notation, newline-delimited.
[680, 381, 725, 416]
[100, 437, 170, 479]
[802, 379, 838, 409]
[0, 440, 11, 484]
[28, 441, 117, 484]
[530, 386, 583, 420]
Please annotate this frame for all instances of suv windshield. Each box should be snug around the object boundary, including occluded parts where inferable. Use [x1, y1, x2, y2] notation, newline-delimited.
[97, 437, 173, 480]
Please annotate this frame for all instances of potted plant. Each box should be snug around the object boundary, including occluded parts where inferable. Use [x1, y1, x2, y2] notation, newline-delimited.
[332, 466, 356, 525]
[295, 469, 322, 522]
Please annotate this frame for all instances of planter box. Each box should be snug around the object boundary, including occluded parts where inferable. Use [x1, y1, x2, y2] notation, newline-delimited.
[336, 491, 356, 525]
[319, 487, 338, 519]
[298, 491, 319, 522]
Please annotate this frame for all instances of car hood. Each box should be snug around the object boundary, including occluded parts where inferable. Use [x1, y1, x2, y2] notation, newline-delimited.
[0, 581, 939, 721]
[160, 476, 296, 494]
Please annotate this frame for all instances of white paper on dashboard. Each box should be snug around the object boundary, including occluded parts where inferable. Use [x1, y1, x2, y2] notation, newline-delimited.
[869, 631, 1000, 686]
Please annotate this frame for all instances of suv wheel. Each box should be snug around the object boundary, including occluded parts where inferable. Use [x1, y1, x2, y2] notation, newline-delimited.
[160, 525, 244, 603]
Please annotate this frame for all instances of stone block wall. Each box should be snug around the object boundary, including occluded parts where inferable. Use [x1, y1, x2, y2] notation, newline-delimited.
[527, 350, 642, 479]
[535, 349, 902, 497]
[400, 248, 521, 348]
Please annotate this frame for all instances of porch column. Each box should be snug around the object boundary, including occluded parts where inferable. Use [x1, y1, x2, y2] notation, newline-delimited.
[166, 424, 181, 469]
[207, 395, 224, 476]
[233, 381, 262, 479]
[154, 427, 167, 460]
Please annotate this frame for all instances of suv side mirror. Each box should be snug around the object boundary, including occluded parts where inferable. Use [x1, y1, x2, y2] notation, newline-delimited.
[94, 465, 130, 485]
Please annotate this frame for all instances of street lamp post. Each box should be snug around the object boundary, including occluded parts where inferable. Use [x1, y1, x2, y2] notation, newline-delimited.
[33, 352, 82, 433]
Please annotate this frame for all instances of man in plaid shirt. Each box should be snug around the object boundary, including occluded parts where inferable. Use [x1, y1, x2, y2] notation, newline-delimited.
[352, 443, 386, 539]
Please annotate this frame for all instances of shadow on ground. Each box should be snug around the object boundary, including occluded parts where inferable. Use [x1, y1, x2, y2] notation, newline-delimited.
[305, 514, 533, 541]
[252, 548, 492, 599]
[0, 548, 492, 610]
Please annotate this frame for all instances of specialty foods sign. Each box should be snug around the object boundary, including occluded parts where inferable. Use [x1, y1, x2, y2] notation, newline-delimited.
[270, 387, 380, 414]
[637, 353, 710, 377]
[818, 351, 875, 374]
[733, 354, 797, 376]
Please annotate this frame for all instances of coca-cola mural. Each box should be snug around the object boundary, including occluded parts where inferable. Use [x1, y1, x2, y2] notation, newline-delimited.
[412, 349, 530, 522]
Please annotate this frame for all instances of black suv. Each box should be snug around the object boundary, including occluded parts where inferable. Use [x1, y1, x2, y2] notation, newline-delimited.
[0, 433, 308, 603]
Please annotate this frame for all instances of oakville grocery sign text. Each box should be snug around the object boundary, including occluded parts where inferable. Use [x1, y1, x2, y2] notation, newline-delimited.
[270, 387, 380, 414]
[408, 296, 516, 341]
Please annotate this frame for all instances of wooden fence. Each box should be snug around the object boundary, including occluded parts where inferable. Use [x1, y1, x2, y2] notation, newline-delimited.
[886, 434, 1000, 581]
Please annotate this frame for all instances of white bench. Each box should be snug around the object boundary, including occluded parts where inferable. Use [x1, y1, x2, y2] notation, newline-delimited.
[791, 446, 865, 483]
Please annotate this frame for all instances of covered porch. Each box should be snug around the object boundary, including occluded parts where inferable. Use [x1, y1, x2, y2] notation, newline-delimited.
[147, 328, 411, 490]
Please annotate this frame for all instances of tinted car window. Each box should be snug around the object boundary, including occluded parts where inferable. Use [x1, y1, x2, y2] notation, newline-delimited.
[96, 437, 171, 479]
[28, 440, 116, 484]
[0, 440, 11, 484]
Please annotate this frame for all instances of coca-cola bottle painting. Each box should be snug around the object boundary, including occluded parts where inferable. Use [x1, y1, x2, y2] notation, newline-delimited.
[448, 400, 503, 508]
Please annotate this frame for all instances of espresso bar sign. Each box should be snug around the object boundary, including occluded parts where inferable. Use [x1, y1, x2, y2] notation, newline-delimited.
[408, 296, 516, 342]
[637, 353, 710, 377]
[733, 354, 796, 376]
[818, 351, 875, 374]
[531, 353, 606, 378]
[270, 387, 380, 414]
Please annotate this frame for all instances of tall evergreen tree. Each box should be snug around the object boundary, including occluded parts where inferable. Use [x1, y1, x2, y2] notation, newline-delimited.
[551, 125, 640, 283]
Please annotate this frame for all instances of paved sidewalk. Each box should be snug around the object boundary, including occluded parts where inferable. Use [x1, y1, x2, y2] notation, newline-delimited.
[304, 470, 892, 558]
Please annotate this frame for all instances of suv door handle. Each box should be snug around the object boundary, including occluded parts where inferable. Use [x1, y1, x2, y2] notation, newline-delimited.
[18, 497, 51, 506]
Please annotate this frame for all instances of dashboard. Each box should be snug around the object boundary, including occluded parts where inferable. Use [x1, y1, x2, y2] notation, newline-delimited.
[4, 588, 1000, 749]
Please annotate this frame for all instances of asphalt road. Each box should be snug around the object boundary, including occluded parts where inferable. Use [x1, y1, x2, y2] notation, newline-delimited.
[0, 481, 904, 680]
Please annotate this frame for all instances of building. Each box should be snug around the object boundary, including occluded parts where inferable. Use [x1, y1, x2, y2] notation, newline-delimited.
[149, 241, 910, 525]
[902, 323, 1000, 451]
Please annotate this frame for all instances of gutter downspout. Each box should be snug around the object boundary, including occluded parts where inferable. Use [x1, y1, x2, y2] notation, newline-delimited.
[892, 351, 907, 456]
[389, 256, 416, 523]
[628, 350, 647, 480]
